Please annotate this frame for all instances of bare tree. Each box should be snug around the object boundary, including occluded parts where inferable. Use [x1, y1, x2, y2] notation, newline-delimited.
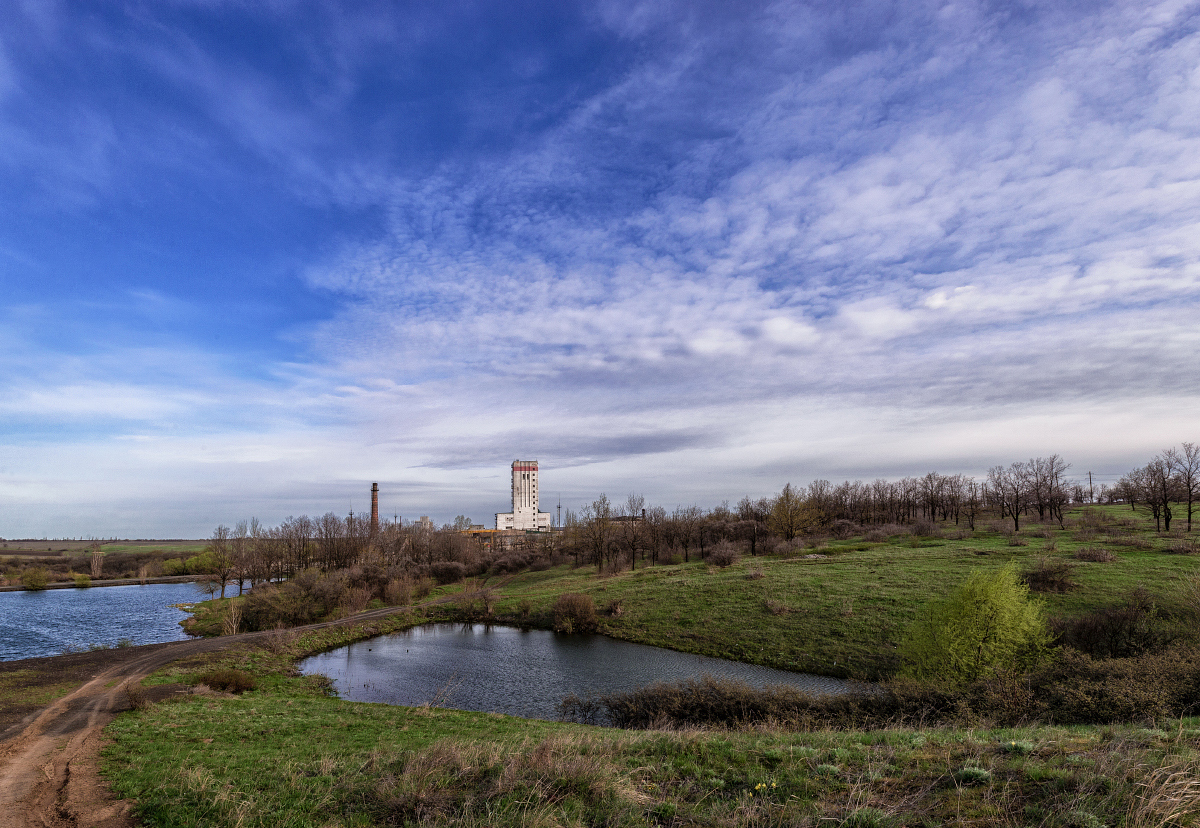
[619, 493, 645, 570]
[1176, 442, 1199, 532]
[579, 494, 614, 572]
[231, 521, 251, 596]
[737, 496, 771, 555]
[208, 525, 235, 599]
[89, 543, 103, 579]
[963, 479, 982, 531]
[643, 505, 668, 564]
[673, 505, 702, 562]
[1145, 453, 1182, 532]
[988, 463, 1030, 531]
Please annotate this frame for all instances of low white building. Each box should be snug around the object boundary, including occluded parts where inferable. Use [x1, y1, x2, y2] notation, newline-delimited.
[495, 459, 551, 531]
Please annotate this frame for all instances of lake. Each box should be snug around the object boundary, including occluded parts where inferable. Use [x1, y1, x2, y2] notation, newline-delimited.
[299, 623, 851, 721]
[0, 583, 202, 661]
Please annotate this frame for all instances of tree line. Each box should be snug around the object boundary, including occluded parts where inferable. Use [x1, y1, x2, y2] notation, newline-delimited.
[199, 444, 1198, 592]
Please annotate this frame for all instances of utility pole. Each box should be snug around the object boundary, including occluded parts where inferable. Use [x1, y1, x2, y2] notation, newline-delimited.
[1088, 471, 1094, 504]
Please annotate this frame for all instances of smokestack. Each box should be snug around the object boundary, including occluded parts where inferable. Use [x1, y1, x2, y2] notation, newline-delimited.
[370, 482, 380, 535]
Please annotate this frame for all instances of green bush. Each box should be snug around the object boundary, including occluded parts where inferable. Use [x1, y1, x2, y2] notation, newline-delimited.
[900, 563, 1050, 685]
[73, 573, 91, 588]
[22, 567, 49, 590]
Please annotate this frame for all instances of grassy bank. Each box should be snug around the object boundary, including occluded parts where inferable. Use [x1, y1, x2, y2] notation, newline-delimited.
[103, 506, 1200, 825]
[105, 668, 1200, 827]
[429, 507, 1200, 680]
[183, 507, 1200, 681]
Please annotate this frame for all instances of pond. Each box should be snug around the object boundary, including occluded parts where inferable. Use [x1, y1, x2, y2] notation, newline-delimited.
[299, 623, 852, 721]
[0, 583, 202, 661]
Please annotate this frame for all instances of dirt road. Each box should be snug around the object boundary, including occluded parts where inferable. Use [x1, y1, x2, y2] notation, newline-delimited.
[0, 604, 426, 828]
[0, 639, 226, 828]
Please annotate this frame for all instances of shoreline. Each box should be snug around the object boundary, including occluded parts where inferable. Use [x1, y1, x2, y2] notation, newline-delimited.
[0, 575, 208, 592]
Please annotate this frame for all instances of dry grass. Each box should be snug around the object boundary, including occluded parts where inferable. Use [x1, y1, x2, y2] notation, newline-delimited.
[221, 602, 242, 636]
[371, 735, 643, 824]
[1127, 759, 1200, 828]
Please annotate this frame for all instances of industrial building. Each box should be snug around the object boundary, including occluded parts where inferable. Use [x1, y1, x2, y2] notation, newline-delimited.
[495, 460, 551, 531]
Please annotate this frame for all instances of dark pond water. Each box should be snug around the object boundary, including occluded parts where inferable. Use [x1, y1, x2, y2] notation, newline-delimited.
[0, 583, 202, 661]
[299, 623, 852, 721]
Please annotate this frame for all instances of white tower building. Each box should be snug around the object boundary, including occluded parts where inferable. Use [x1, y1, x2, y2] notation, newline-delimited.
[495, 460, 551, 530]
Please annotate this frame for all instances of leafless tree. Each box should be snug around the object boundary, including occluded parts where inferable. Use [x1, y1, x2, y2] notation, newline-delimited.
[988, 462, 1030, 531]
[579, 494, 615, 572]
[231, 521, 251, 595]
[208, 524, 235, 599]
[1144, 453, 1183, 532]
[619, 493, 645, 570]
[89, 543, 103, 579]
[673, 505, 702, 562]
[737, 496, 771, 555]
[1175, 442, 1199, 532]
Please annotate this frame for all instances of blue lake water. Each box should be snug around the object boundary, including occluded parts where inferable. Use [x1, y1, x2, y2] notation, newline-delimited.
[299, 623, 851, 721]
[0, 583, 203, 661]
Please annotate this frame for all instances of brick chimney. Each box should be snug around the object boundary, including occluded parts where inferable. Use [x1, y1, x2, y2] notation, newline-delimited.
[370, 482, 380, 535]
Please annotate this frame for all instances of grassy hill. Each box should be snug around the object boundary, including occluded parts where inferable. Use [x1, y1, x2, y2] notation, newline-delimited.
[103, 505, 1200, 826]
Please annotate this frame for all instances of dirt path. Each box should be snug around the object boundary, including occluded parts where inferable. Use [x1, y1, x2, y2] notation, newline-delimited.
[0, 638, 222, 828]
[0, 604, 427, 828]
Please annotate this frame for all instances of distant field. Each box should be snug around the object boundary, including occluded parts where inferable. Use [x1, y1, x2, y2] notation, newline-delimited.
[0, 540, 207, 556]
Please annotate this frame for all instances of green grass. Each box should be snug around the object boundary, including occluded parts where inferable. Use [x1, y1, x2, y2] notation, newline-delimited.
[103, 679, 1200, 828]
[102, 505, 1200, 826]
[0, 670, 79, 708]
[431, 506, 1200, 680]
[178, 505, 1200, 682]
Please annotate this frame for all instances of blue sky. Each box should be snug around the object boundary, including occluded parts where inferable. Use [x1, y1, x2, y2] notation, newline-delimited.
[2, 0, 1199, 537]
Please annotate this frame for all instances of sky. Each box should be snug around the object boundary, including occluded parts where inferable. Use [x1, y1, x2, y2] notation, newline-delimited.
[2, 0, 1199, 537]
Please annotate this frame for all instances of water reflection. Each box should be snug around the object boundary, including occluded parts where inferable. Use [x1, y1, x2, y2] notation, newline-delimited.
[300, 623, 850, 721]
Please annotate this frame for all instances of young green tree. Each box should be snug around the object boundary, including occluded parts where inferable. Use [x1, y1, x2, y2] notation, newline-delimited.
[768, 482, 817, 541]
[900, 563, 1050, 685]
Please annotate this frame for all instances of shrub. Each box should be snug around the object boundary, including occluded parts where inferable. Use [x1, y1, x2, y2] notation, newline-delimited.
[1074, 546, 1116, 562]
[194, 668, 258, 693]
[430, 561, 467, 585]
[21, 567, 49, 590]
[73, 573, 91, 588]
[706, 542, 740, 568]
[1007, 535, 1029, 547]
[900, 563, 1051, 685]
[552, 593, 597, 634]
[1027, 644, 1200, 723]
[240, 570, 329, 630]
[412, 577, 434, 600]
[829, 519, 858, 540]
[910, 518, 937, 537]
[1164, 537, 1199, 555]
[384, 578, 412, 606]
[1023, 558, 1078, 593]
[1050, 589, 1167, 658]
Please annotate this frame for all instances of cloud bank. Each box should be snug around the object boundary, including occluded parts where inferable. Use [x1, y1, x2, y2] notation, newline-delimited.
[1, 0, 1198, 535]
